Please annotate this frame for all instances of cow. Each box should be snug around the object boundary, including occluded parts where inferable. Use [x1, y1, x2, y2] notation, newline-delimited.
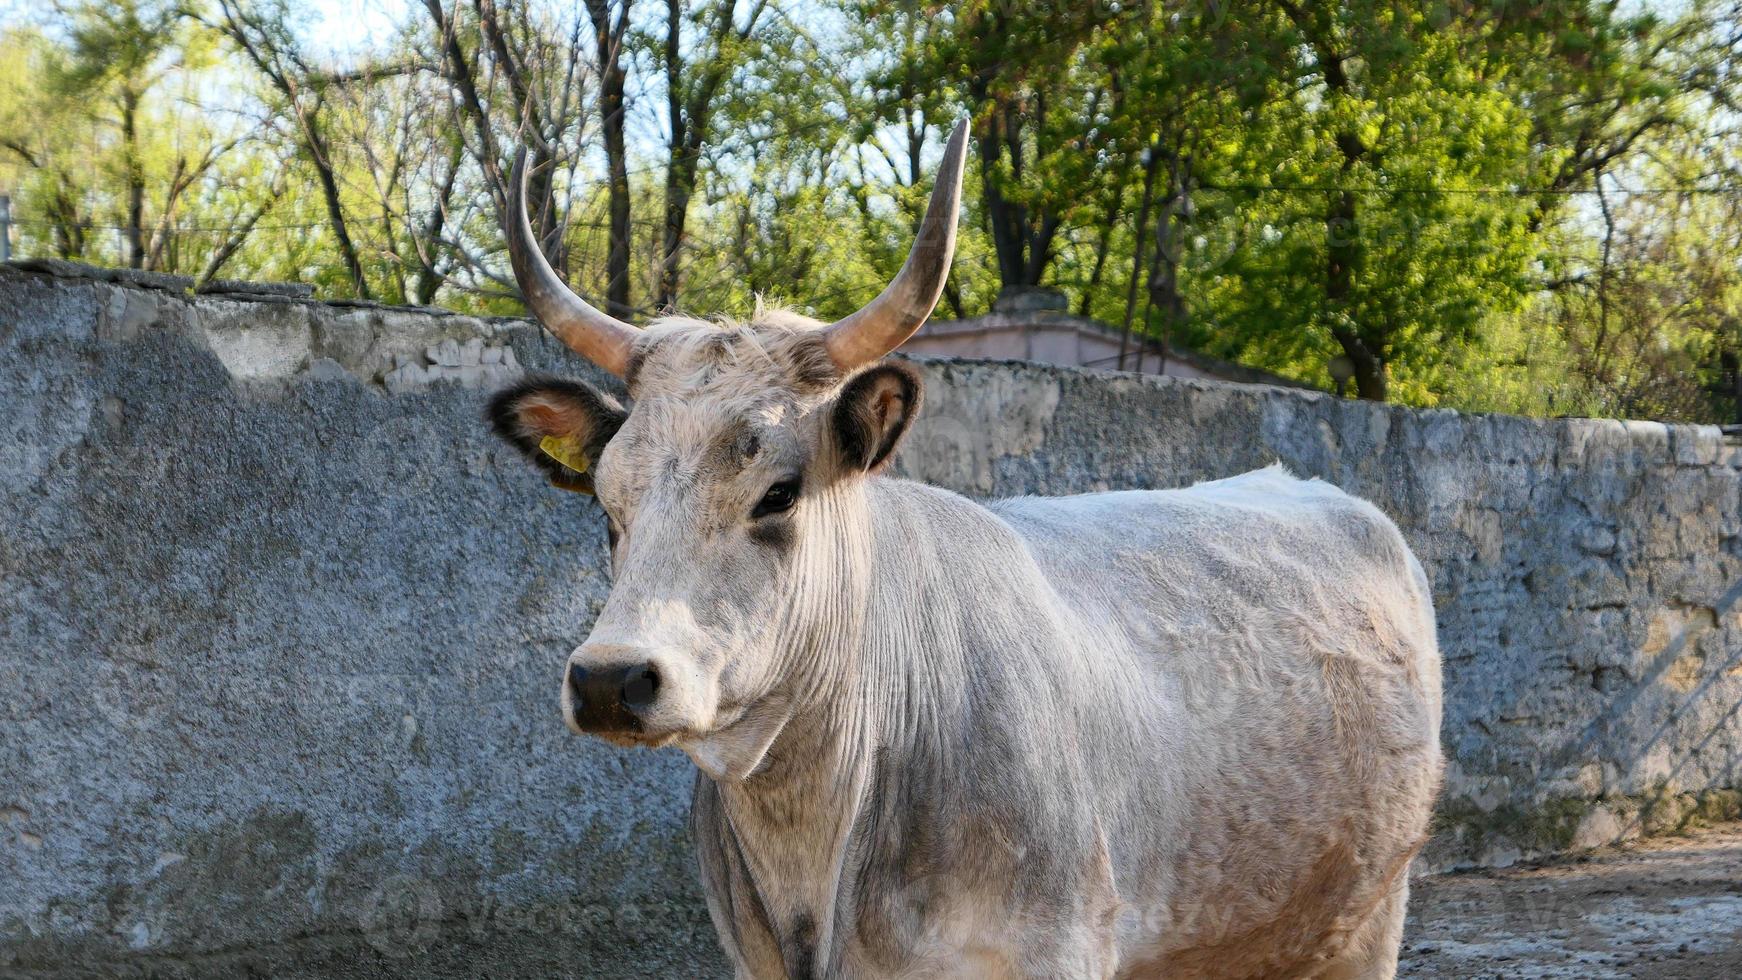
[485, 121, 1443, 979]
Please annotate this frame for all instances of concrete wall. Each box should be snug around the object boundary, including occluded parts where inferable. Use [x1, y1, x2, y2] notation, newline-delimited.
[4, 264, 1741, 976]
[901, 308, 1309, 386]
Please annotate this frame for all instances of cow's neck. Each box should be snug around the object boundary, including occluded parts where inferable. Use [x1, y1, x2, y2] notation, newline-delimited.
[702, 478, 892, 969]
[706, 476, 1035, 968]
[711, 687, 877, 970]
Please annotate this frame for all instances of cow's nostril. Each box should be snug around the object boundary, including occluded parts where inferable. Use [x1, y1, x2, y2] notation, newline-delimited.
[566, 658, 657, 731]
[620, 664, 660, 709]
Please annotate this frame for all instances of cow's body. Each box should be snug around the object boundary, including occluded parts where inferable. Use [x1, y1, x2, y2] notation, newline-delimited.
[486, 122, 1441, 980]
[691, 467, 1441, 978]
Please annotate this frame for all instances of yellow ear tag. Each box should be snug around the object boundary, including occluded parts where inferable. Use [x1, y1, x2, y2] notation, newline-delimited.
[539, 435, 590, 475]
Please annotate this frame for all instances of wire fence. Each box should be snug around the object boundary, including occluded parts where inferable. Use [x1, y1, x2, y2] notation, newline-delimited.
[7, 181, 1742, 240]
[0, 192, 972, 320]
[4, 164, 1736, 332]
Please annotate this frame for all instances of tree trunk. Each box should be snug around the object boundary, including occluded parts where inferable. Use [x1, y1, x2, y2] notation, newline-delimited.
[1280, 2, 1388, 400]
[1323, 159, 1389, 399]
[977, 98, 1029, 288]
[215, 2, 370, 298]
[301, 110, 371, 299]
[975, 94, 1061, 292]
[51, 179, 86, 260]
[587, 0, 634, 317]
[1147, 151, 1191, 369]
[412, 139, 464, 306]
[1078, 218, 1116, 317]
[1118, 148, 1160, 371]
[121, 87, 145, 270]
[470, 0, 565, 267]
[657, 0, 740, 311]
[423, 0, 566, 282]
[658, 154, 698, 312]
[657, 0, 689, 311]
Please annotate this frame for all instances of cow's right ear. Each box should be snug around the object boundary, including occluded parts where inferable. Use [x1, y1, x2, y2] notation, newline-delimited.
[487, 377, 627, 494]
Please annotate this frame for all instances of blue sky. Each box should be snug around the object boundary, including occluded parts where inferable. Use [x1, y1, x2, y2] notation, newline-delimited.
[297, 0, 415, 59]
[0, 0, 409, 57]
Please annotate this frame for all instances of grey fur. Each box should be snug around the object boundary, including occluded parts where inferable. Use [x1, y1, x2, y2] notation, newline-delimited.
[500, 315, 1442, 979]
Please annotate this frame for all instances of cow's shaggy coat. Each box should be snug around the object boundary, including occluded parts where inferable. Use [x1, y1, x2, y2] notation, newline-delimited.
[490, 312, 1443, 979]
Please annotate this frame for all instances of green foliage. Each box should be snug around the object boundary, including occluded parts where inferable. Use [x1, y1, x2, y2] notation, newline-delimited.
[0, 0, 1737, 420]
[1185, 22, 1543, 404]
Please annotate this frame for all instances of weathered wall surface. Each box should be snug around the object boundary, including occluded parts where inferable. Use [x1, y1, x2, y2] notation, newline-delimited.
[3, 264, 1740, 976]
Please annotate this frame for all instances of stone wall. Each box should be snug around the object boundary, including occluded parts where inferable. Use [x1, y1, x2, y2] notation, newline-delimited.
[3, 264, 1740, 976]
[898, 306, 1309, 386]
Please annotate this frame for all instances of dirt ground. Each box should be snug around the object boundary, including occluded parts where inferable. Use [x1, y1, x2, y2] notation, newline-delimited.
[1399, 823, 1742, 978]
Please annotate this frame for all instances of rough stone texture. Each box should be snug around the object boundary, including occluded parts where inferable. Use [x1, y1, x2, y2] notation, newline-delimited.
[3, 264, 1740, 975]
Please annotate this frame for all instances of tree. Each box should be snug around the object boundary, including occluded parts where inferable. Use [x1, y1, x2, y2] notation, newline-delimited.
[655, 0, 775, 311]
[0, 27, 99, 260]
[584, 0, 634, 316]
[933, 0, 1114, 293]
[1164, 3, 1540, 402]
[420, 0, 598, 305]
[214, 0, 373, 298]
[327, 65, 466, 305]
[3, 0, 1739, 421]
[53, 0, 207, 269]
[845, 0, 980, 316]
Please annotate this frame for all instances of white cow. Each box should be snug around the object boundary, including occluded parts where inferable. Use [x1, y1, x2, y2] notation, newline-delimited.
[487, 121, 1443, 978]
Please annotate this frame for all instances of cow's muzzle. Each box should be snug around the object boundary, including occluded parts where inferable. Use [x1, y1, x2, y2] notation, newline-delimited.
[565, 660, 660, 736]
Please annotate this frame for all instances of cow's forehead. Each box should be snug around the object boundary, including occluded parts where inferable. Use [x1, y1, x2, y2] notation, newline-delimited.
[625, 312, 840, 403]
[598, 314, 837, 503]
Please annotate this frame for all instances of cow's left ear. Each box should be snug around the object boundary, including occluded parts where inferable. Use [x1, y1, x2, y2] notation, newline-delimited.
[488, 376, 627, 493]
[830, 362, 923, 473]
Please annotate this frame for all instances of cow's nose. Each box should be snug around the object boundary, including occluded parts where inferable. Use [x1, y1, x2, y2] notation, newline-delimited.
[566, 661, 661, 733]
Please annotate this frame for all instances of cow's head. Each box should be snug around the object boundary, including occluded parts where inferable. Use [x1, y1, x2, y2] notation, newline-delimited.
[488, 122, 967, 780]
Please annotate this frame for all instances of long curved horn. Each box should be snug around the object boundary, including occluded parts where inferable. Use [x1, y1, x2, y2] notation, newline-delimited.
[503, 149, 639, 376]
[823, 119, 969, 372]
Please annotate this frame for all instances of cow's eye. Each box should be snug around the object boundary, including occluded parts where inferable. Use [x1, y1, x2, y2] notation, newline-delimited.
[752, 478, 801, 519]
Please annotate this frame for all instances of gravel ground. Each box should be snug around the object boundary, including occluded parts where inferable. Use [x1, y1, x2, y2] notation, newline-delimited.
[1400, 823, 1742, 979]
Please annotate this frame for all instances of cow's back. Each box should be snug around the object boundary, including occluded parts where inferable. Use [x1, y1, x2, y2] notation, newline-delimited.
[990, 466, 1443, 976]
